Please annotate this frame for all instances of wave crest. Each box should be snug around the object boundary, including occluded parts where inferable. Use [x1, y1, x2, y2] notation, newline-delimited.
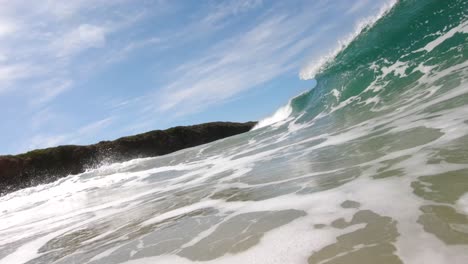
[299, 0, 397, 80]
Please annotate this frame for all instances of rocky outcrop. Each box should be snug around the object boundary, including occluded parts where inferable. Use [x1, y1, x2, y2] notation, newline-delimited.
[0, 121, 256, 194]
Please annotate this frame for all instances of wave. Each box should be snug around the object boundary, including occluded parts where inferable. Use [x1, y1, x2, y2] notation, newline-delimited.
[256, 0, 398, 130]
[299, 0, 398, 80]
[259, 0, 468, 130]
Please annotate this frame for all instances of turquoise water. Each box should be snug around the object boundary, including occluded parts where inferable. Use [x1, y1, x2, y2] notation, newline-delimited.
[1, 0, 468, 263]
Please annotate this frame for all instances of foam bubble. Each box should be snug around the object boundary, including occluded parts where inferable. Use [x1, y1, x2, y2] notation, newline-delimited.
[458, 193, 468, 215]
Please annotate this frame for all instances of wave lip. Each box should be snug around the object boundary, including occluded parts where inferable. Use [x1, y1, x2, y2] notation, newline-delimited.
[299, 0, 397, 80]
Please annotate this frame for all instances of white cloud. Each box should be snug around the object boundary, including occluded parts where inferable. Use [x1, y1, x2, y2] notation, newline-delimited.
[0, 64, 40, 92]
[346, 0, 371, 15]
[31, 79, 73, 105]
[0, 19, 16, 37]
[0, 0, 148, 98]
[78, 117, 114, 136]
[204, 0, 263, 25]
[104, 37, 161, 65]
[0, 0, 163, 153]
[30, 107, 57, 130]
[0, 64, 30, 82]
[44, 0, 89, 19]
[25, 134, 69, 152]
[21, 117, 114, 152]
[53, 24, 106, 58]
[0, 53, 7, 62]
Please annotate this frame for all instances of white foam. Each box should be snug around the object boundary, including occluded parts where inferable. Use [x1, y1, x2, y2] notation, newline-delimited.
[381, 60, 410, 78]
[331, 89, 341, 100]
[252, 104, 293, 130]
[414, 20, 468, 53]
[457, 193, 468, 215]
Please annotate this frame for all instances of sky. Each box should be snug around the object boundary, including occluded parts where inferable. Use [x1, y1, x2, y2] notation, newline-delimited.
[0, 0, 393, 154]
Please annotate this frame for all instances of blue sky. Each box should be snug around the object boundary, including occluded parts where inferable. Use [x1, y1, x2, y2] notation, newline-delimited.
[0, 0, 394, 154]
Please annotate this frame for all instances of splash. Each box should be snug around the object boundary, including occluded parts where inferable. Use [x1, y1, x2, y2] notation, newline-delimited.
[252, 104, 293, 130]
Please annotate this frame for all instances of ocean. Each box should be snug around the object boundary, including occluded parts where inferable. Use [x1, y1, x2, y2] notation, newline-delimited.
[1, 0, 468, 263]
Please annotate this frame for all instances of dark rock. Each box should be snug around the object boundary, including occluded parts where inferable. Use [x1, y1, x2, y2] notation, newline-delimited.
[0, 121, 256, 195]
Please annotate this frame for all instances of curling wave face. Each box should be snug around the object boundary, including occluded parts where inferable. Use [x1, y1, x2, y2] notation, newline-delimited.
[1, 0, 468, 263]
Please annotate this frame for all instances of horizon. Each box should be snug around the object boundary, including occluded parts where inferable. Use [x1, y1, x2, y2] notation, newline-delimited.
[0, 0, 393, 155]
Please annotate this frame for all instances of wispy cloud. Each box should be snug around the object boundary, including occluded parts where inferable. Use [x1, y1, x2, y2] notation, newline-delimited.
[103, 37, 161, 65]
[20, 117, 114, 152]
[25, 134, 70, 152]
[53, 24, 107, 58]
[0, 19, 16, 37]
[31, 79, 74, 106]
[77, 117, 114, 136]
[0, 64, 35, 89]
[30, 107, 55, 130]
[204, 0, 263, 25]
[0, 0, 151, 97]
[0, 0, 158, 153]
[152, 6, 321, 116]
[346, 0, 371, 15]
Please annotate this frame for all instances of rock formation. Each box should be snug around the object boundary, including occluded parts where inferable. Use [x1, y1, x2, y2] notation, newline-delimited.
[0, 121, 256, 194]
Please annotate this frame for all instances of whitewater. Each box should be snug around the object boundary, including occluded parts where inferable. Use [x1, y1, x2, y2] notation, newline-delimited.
[1, 0, 468, 263]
